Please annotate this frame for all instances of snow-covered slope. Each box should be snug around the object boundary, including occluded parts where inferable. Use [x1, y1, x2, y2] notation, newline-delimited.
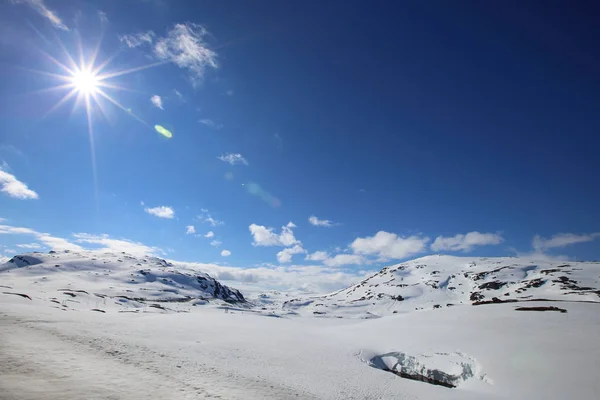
[282, 255, 600, 317]
[2, 252, 600, 399]
[0, 250, 245, 313]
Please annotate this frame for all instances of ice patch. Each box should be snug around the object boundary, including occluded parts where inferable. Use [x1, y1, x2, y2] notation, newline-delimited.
[362, 350, 490, 388]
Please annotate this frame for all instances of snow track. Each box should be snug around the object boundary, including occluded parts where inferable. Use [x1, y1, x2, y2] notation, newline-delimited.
[0, 313, 314, 400]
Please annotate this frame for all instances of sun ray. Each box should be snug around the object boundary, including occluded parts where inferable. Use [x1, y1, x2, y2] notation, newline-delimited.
[98, 60, 168, 80]
[95, 89, 152, 128]
[40, 88, 78, 119]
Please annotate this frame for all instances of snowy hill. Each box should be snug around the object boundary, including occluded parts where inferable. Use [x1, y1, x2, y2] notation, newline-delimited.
[2, 252, 600, 399]
[0, 250, 245, 313]
[281, 255, 600, 317]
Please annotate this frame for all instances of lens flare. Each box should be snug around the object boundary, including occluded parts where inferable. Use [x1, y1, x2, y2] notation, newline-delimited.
[245, 182, 281, 207]
[155, 125, 173, 138]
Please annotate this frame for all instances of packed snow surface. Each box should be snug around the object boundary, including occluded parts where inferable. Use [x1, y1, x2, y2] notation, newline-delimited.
[1, 251, 599, 399]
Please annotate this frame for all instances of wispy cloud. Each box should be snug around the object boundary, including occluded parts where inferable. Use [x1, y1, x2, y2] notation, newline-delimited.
[226, 89, 234, 96]
[154, 23, 218, 84]
[1, 222, 163, 256]
[119, 31, 154, 48]
[308, 215, 335, 227]
[210, 240, 222, 247]
[16, 243, 42, 249]
[204, 231, 214, 238]
[144, 205, 175, 219]
[218, 153, 248, 166]
[306, 251, 329, 261]
[0, 144, 25, 158]
[198, 209, 224, 227]
[73, 233, 161, 256]
[221, 249, 231, 257]
[175, 261, 370, 295]
[185, 225, 195, 234]
[430, 232, 504, 252]
[0, 167, 39, 199]
[199, 119, 223, 130]
[532, 232, 600, 252]
[150, 95, 164, 110]
[249, 222, 299, 247]
[323, 254, 364, 267]
[305, 250, 364, 267]
[351, 231, 429, 260]
[10, 0, 68, 31]
[277, 244, 306, 263]
[173, 89, 185, 102]
[1, 224, 82, 251]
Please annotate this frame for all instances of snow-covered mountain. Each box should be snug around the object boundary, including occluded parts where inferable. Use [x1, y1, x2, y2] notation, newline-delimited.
[2, 251, 600, 399]
[281, 255, 600, 317]
[0, 250, 245, 313]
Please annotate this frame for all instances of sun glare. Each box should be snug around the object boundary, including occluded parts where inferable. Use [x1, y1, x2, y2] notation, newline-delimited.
[71, 69, 99, 95]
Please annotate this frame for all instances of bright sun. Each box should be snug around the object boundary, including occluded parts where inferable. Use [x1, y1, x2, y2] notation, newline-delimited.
[71, 69, 99, 95]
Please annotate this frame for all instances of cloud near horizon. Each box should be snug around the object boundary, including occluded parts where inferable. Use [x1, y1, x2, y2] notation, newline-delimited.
[430, 232, 504, 252]
[532, 232, 600, 252]
[350, 231, 429, 261]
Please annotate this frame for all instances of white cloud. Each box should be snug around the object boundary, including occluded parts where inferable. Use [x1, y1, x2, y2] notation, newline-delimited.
[305, 251, 329, 261]
[154, 23, 218, 84]
[351, 231, 429, 260]
[73, 233, 161, 256]
[210, 240, 222, 247]
[226, 89, 234, 96]
[308, 215, 335, 227]
[119, 31, 155, 48]
[185, 225, 195, 234]
[150, 95, 164, 110]
[305, 250, 364, 267]
[221, 249, 231, 257]
[532, 233, 600, 252]
[4, 249, 16, 254]
[199, 119, 223, 129]
[204, 231, 214, 238]
[277, 244, 306, 263]
[10, 0, 68, 31]
[16, 243, 42, 249]
[218, 153, 248, 166]
[323, 254, 364, 267]
[172, 260, 371, 295]
[430, 231, 504, 252]
[0, 225, 37, 235]
[0, 169, 39, 199]
[144, 206, 175, 219]
[249, 222, 299, 247]
[37, 234, 83, 251]
[197, 209, 224, 227]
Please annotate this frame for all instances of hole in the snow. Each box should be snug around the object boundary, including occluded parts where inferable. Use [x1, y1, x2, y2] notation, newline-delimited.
[365, 351, 488, 388]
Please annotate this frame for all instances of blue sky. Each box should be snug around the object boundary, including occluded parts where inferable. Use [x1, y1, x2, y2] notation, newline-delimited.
[1, 0, 599, 292]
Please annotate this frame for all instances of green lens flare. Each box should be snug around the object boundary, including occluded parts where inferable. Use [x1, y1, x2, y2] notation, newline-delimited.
[154, 125, 172, 138]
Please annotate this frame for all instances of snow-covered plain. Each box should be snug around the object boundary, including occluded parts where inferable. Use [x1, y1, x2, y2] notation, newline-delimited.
[1, 251, 599, 399]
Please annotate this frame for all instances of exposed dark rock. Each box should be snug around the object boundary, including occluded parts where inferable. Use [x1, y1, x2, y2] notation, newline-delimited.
[478, 281, 507, 290]
[2, 292, 32, 300]
[470, 292, 484, 302]
[515, 306, 567, 313]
